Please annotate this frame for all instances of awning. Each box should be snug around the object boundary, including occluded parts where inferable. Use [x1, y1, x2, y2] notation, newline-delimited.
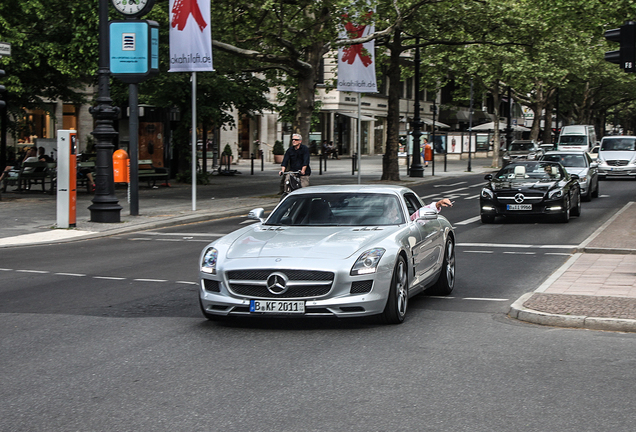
[337, 111, 376, 121]
[421, 118, 451, 129]
[471, 121, 530, 132]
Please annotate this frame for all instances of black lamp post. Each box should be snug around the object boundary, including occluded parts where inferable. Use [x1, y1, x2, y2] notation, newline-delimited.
[467, 78, 473, 172]
[409, 37, 424, 178]
[88, 0, 122, 223]
[431, 99, 436, 176]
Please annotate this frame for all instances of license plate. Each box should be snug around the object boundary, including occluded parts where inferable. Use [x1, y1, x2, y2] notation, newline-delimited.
[507, 204, 532, 210]
[250, 300, 305, 314]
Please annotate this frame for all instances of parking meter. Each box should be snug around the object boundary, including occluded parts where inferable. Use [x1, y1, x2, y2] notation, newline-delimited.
[56, 130, 77, 228]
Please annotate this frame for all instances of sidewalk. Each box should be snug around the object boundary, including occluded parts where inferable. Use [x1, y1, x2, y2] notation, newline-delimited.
[509, 201, 636, 332]
[2, 154, 635, 332]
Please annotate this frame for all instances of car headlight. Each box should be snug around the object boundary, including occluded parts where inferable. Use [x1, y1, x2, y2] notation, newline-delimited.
[481, 188, 494, 199]
[201, 247, 219, 274]
[578, 175, 587, 182]
[548, 189, 564, 199]
[351, 248, 385, 276]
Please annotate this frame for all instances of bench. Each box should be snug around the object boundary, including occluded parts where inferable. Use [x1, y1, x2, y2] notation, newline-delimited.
[137, 159, 169, 187]
[2, 161, 55, 194]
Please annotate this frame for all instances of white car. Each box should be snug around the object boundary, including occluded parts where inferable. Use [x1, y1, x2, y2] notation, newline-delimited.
[198, 185, 456, 324]
[540, 151, 599, 201]
[597, 136, 636, 179]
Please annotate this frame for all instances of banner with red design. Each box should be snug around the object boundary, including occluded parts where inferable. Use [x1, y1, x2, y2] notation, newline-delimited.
[169, 0, 214, 72]
[337, 11, 377, 93]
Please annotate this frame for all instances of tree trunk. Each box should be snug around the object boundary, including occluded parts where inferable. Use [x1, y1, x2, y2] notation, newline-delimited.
[542, 97, 554, 143]
[490, 81, 502, 169]
[381, 29, 402, 181]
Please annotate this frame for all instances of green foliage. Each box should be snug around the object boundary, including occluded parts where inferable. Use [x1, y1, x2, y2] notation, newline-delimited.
[273, 141, 285, 155]
[222, 144, 233, 157]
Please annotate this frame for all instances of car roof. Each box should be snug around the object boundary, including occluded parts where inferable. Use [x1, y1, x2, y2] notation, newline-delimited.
[544, 150, 587, 155]
[289, 184, 414, 196]
[601, 135, 636, 140]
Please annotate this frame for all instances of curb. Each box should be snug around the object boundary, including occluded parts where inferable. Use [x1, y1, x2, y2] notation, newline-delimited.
[509, 293, 636, 333]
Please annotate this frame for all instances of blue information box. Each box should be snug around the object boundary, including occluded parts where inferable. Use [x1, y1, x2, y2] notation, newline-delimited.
[109, 20, 159, 83]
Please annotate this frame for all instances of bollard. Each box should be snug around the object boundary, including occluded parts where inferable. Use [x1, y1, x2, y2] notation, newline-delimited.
[251, 153, 254, 175]
[324, 153, 327, 172]
[319, 154, 322, 175]
[406, 154, 410, 176]
[352, 153, 357, 175]
[260, 149, 264, 171]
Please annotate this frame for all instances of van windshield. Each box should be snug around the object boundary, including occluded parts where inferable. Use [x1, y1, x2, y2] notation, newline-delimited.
[558, 136, 587, 146]
[601, 138, 636, 151]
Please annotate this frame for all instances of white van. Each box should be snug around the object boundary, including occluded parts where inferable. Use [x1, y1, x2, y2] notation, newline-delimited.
[556, 125, 597, 152]
[597, 136, 636, 179]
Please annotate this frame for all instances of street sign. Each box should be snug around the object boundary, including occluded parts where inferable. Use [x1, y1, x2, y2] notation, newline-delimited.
[0, 42, 11, 57]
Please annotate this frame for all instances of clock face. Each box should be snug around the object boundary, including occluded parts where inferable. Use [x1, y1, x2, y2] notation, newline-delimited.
[112, 0, 150, 16]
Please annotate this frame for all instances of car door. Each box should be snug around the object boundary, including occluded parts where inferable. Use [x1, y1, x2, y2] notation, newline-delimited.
[403, 192, 443, 287]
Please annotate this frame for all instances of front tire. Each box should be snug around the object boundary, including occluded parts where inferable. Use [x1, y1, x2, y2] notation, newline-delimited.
[481, 214, 495, 224]
[571, 189, 582, 217]
[558, 195, 571, 223]
[429, 237, 456, 296]
[380, 255, 408, 324]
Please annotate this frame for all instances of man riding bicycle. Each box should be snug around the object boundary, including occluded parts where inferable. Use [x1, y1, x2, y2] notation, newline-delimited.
[279, 133, 311, 189]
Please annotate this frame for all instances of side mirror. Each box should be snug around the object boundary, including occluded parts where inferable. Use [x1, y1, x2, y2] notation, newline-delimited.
[415, 209, 438, 222]
[247, 208, 266, 222]
[590, 162, 598, 168]
[570, 173, 579, 180]
[484, 174, 493, 180]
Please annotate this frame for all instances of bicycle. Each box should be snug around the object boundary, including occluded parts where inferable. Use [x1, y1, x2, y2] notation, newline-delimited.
[280, 170, 302, 200]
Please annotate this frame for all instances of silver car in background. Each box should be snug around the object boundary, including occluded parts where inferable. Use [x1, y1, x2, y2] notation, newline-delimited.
[198, 185, 456, 324]
[503, 140, 543, 166]
[597, 136, 636, 179]
[540, 150, 599, 201]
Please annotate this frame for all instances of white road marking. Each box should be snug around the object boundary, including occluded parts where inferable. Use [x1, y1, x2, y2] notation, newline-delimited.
[133, 278, 168, 283]
[458, 243, 576, 249]
[55, 273, 86, 277]
[16, 270, 49, 274]
[141, 232, 225, 237]
[463, 297, 509, 302]
[434, 182, 467, 188]
[0, 268, 12, 271]
[463, 250, 493, 254]
[94, 276, 127, 280]
[545, 252, 573, 256]
[176, 281, 197, 285]
[455, 216, 481, 225]
[503, 251, 536, 255]
[464, 194, 480, 200]
[155, 238, 183, 242]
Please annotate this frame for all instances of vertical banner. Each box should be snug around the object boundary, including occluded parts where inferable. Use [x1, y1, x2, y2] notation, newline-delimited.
[169, 0, 214, 72]
[337, 11, 377, 93]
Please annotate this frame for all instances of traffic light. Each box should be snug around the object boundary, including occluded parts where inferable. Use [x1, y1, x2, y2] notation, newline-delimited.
[0, 69, 5, 109]
[605, 21, 636, 73]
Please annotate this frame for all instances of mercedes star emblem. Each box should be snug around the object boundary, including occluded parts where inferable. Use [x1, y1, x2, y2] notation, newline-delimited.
[514, 193, 525, 203]
[266, 272, 289, 295]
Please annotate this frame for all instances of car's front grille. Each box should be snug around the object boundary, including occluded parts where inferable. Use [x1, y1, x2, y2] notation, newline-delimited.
[230, 284, 331, 298]
[350, 280, 373, 294]
[494, 192, 544, 202]
[227, 270, 333, 281]
[203, 279, 220, 292]
[606, 160, 629, 167]
[226, 269, 334, 299]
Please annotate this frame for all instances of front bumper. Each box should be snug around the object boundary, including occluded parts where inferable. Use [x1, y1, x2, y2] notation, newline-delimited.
[480, 197, 565, 217]
[597, 165, 636, 177]
[199, 264, 394, 319]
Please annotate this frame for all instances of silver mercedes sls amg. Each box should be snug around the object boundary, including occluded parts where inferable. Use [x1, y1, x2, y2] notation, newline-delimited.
[198, 185, 456, 324]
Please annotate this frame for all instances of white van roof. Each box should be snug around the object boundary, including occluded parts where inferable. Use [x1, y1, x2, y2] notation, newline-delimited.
[561, 125, 594, 135]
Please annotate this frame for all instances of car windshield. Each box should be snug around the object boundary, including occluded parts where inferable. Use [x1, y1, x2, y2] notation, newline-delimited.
[558, 135, 587, 145]
[509, 142, 534, 151]
[265, 193, 406, 226]
[542, 154, 587, 168]
[601, 138, 636, 151]
[496, 162, 563, 181]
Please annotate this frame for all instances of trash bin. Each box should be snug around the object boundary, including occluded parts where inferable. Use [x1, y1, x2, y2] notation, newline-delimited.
[113, 149, 130, 183]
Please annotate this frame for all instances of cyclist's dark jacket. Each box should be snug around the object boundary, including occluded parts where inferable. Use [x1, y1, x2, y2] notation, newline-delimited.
[281, 144, 311, 175]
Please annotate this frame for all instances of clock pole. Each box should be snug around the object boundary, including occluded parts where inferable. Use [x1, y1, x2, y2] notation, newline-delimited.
[88, 0, 122, 222]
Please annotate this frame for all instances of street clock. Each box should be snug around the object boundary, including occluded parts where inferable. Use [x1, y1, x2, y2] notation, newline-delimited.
[111, 0, 155, 18]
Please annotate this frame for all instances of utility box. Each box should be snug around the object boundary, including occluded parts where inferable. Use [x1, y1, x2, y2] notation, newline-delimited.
[56, 130, 77, 228]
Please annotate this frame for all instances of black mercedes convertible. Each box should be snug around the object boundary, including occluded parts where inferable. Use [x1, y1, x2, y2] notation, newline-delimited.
[480, 161, 581, 223]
